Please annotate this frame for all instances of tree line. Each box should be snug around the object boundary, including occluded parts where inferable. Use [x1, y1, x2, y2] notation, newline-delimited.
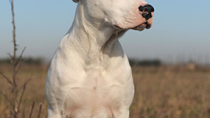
[0, 58, 162, 66]
[0, 57, 43, 65]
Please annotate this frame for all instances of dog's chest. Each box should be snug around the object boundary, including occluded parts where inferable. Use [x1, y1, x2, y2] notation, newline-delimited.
[62, 70, 125, 112]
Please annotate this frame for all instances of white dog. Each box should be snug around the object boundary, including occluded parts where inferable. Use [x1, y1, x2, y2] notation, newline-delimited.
[45, 0, 154, 117]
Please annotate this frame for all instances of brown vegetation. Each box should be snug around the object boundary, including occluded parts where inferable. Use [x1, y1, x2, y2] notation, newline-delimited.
[0, 65, 48, 118]
[130, 66, 210, 118]
[1, 65, 210, 118]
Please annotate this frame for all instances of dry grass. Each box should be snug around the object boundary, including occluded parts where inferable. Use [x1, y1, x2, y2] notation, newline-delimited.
[0, 65, 48, 118]
[0, 65, 210, 118]
[130, 66, 210, 118]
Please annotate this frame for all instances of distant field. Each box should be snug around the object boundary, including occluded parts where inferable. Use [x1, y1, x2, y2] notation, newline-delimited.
[0, 65, 210, 118]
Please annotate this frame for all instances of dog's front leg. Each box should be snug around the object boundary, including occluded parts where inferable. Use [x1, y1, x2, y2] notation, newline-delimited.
[47, 107, 62, 118]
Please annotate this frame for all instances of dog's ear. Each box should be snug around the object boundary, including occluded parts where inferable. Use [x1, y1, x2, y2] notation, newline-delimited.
[72, 0, 79, 3]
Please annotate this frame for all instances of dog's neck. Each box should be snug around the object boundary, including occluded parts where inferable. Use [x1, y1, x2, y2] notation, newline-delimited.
[57, 2, 127, 71]
[70, 2, 117, 53]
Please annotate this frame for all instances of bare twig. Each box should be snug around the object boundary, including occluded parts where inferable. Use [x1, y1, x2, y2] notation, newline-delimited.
[17, 78, 32, 92]
[10, 0, 17, 63]
[10, 0, 17, 88]
[22, 101, 27, 118]
[7, 53, 14, 63]
[17, 85, 26, 112]
[0, 91, 13, 107]
[14, 47, 26, 67]
[14, 63, 21, 77]
[0, 72, 13, 86]
[3, 1, 35, 118]
[7, 52, 13, 58]
[9, 1, 19, 118]
[37, 103, 43, 118]
[29, 101, 35, 118]
[13, 90, 18, 114]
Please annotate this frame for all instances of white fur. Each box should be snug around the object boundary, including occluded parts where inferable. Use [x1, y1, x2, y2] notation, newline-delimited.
[45, 0, 153, 117]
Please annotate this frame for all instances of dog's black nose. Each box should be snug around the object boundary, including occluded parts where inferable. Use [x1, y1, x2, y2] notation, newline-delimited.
[139, 4, 154, 20]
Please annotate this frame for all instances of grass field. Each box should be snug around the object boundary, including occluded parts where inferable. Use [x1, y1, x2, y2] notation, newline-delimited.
[0, 65, 210, 118]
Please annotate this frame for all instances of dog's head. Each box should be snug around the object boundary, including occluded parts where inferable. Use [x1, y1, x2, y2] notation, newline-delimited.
[72, 0, 154, 31]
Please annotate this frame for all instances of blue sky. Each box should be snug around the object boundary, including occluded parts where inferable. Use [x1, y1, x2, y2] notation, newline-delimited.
[0, 0, 210, 63]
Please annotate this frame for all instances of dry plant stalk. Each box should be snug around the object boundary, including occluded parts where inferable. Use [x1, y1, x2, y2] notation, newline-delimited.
[28, 101, 35, 118]
[0, 0, 43, 118]
[37, 103, 43, 118]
